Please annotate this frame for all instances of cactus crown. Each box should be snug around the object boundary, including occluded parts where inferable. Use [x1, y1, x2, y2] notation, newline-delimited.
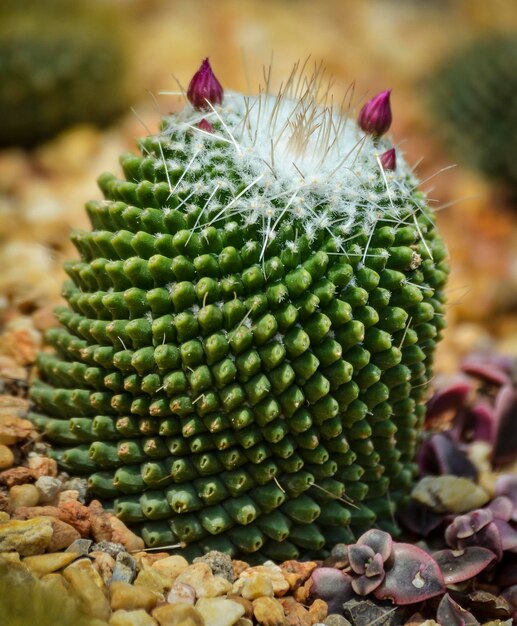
[30, 61, 448, 561]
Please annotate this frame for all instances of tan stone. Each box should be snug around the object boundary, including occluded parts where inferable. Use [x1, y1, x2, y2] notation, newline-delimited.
[0, 551, 21, 563]
[234, 565, 290, 597]
[196, 597, 246, 626]
[0, 512, 9, 523]
[166, 581, 196, 605]
[57, 489, 81, 504]
[240, 573, 274, 600]
[134, 552, 171, 570]
[40, 572, 70, 595]
[27, 454, 58, 477]
[63, 561, 111, 622]
[253, 597, 287, 626]
[110, 580, 160, 612]
[411, 475, 490, 513]
[48, 517, 81, 551]
[226, 595, 253, 620]
[176, 562, 232, 598]
[0, 415, 33, 445]
[90, 550, 116, 584]
[235, 620, 253, 626]
[59, 500, 91, 537]
[109, 514, 145, 552]
[152, 603, 204, 626]
[0, 444, 14, 470]
[281, 600, 311, 626]
[9, 483, 40, 509]
[0, 516, 53, 555]
[307, 598, 327, 624]
[64, 556, 106, 590]
[0, 466, 36, 487]
[151, 554, 189, 585]
[134, 567, 170, 594]
[110, 609, 158, 626]
[23, 551, 78, 576]
[89, 499, 113, 542]
[279, 561, 317, 588]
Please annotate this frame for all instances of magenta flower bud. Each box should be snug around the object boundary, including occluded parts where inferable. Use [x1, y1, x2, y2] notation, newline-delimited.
[358, 89, 392, 137]
[187, 58, 224, 111]
[379, 148, 396, 170]
[197, 118, 214, 133]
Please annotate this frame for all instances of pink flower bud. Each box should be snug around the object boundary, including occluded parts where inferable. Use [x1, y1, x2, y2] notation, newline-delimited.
[358, 89, 392, 137]
[379, 147, 396, 170]
[197, 118, 214, 133]
[187, 58, 224, 111]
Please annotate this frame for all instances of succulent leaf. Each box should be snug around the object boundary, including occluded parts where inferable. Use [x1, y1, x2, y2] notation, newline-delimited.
[432, 547, 496, 585]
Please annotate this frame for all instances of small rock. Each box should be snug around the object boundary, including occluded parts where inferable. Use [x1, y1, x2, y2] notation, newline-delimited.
[59, 500, 92, 537]
[342, 598, 410, 626]
[166, 581, 196, 605]
[227, 594, 254, 619]
[152, 603, 204, 626]
[280, 561, 318, 591]
[0, 511, 9, 522]
[176, 562, 233, 598]
[234, 565, 290, 597]
[233, 560, 251, 578]
[22, 551, 78, 576]
[0, 415, 33, 445]
[324, 616, 352, 626]
[92, 540, 127, 559]
[112, 551, 137, 584]
[62, 476, 88, 501]
[63, 560, 111, 622]
[89, 499, 113, 542]
[108, 515, 145, 552]
[0, 466, 36, 487]
[240, 573, 274, 600]
[65, 538, 93, 555]
[235, 619, 253, 626]
[35, 475, 62, 503]
[27, 453, 58, 477]
[64, 556, 105, 589]
[134, 567, 170, 594]
[57, 489, 81, 505]
[110, 580, 160, 612]
[253, 597, 287, 626]
[194, 550, 235, 582]
[90, 550, 116, 584]
[308, 599, 328, 624]
[0, 516, 53, 555]
[0, 444, 14, 470]
[411, 475, 490, 513]
[280, 598, 312, 626]
[47, 517, 81, 551]
[109, 609, 158, 626]
[9, 483, 39, 509]
[151, 554, 189, 586]
[196, 597, 246, 626]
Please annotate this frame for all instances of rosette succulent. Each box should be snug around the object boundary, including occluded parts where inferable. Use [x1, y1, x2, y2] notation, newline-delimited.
[29, 59, 448, 560]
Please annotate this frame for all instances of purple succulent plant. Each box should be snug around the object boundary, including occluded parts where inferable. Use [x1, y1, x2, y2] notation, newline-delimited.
[437, 593, 480, 626]
[358, 89, 392, 137]
[347, 529, 393, 595]
[187, 58, 224, 110]
[433, 546, 496, 585]
[307, 567, 354, 615]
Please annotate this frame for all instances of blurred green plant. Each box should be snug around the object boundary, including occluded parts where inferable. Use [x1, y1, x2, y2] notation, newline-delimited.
[427, 34, 517, 197]
[0, 0, 131, 147]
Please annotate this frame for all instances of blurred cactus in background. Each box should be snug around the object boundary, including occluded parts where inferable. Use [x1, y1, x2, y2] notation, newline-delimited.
[0, 0, 130, 147]
[29, 60, 448, 560]
[427, 34, 517, 199]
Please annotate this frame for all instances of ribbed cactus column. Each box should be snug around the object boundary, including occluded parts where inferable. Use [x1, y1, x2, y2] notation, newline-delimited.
[30, 60, 448, 560]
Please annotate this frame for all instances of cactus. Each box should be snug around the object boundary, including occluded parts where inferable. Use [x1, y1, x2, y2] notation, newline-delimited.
[29, 60, 448, 560]
[426, 34, 517, 197]
[0, 0, 129, 147]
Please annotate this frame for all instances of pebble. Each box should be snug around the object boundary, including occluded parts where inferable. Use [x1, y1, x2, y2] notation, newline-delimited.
[0, 444, 14, 470]
[59, 499, 92, 536]
[22, 550, 78, 576]
[110, 580, 160, 612]
[109, 515, 145, 552]
[27, 453, 58, 477]
[35, 475, 62, 503]
[308, 599, 328, 624]
[240, 573, 274, 600]
[194, 550, 235, 582]
[0, 516, 53, 555]
[176, 562, 233, 598]
[47, 517, 81, 551]
[279, 598, 311, 626]
[90, 550, 116, 584]
[152, 602, 204, 626]
[196, 597, 246, 626]
[65, 556, 106, 590]
[134, 567, 170, 594]
[253, 596, 287, 626]
[112, 551, 137, 584]
[411, 475, 490, 513]
[0, 415, 33, 445]
[63, 561, 111, 622]
[0, 465, 36, 487]
[151, 554, 189, 586]
[234, 565, 290, 597]
[166, 581, 197, 605]
[109, 609, 158, 626]
[65, 537, 93, 555]
[323, 616, 352, 626]
[9, 483, 39, 509]
[92, 540, 127, 558]
[0, 512, 9, 523]
[62, 476, 89, 501]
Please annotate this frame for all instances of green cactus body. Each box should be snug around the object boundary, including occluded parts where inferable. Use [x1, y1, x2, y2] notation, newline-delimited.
[427, 34, 517, 195]
[30, 70, 448, 560]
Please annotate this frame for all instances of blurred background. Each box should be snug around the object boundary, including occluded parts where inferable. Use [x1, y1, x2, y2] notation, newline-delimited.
[1, 0, 517, 375]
